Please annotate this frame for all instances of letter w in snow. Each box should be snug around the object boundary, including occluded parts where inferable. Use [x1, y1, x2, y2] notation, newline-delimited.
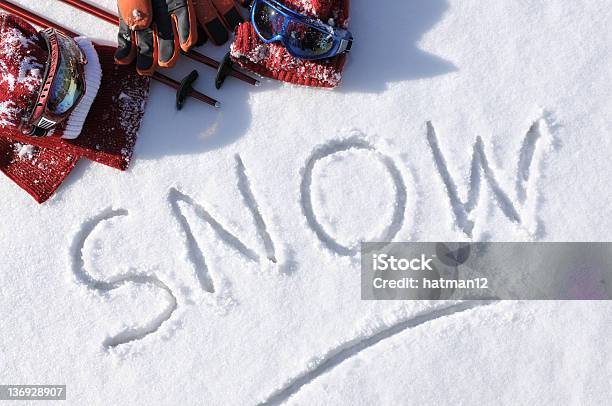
[426, 118, 553, 238]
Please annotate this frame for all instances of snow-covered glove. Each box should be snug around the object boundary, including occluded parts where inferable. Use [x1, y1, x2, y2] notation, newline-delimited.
[230, 0, 350, 88]
[194, 0, 248, 46]
[115, 0, 198, 75]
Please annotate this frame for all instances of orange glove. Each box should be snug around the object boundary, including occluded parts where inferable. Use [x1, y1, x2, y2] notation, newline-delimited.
[115, 0, 198, 75]
[194, 0, 248, 45]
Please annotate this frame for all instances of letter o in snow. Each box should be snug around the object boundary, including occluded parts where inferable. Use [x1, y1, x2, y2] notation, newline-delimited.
[300, 137, 409, 256]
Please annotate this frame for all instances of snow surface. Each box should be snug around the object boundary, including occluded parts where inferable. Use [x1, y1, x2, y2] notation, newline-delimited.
[13, 143, 35, 160]
[1, 0, 611, 405]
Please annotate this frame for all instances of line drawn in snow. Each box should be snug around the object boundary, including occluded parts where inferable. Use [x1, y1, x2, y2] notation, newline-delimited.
[236, 155, 277, 263]
[69, 208, 177, 349]
[168, 154, 277, 292]
[300, 136, 408, 256]
[515, 121, 542, 204]
[66, 117, 555, 349]
[427, 115, 556, 238]
[258, 300, 495, 406]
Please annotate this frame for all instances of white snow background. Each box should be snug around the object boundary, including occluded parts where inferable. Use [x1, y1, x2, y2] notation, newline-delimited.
[1, 0, 611, 404]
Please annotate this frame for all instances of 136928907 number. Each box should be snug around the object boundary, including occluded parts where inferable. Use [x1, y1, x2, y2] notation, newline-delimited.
[1, 385, 66, 400]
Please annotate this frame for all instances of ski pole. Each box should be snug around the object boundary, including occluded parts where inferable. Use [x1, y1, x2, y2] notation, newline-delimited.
[57, 0, 260, 88]
[0, 0, 220, 108]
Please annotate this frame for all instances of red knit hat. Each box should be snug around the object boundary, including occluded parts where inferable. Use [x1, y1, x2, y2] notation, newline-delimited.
[230, 0, 350, 88]
[0, 13, 47, 132]
[0, 12, 150, 203]
[0, 12, 104, 140]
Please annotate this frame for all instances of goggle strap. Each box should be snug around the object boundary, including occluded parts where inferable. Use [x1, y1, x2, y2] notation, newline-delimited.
[30, 126, 50, 137]
[338, 39, 352, 54]
[35, 117, 58, 130]
[24, 28, 59, 130]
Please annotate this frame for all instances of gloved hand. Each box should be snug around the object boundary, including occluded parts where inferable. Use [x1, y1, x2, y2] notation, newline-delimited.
[115, 0, 198, 75]
[193, 0, 248, 46]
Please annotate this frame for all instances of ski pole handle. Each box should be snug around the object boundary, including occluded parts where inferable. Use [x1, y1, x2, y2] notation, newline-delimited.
[154, 72, 221, 108]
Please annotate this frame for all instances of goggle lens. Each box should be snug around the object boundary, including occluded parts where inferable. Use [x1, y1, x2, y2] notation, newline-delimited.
[47, 34, 85, 116]
[254, 1, 285, 40]
[285, 21, 335, 57]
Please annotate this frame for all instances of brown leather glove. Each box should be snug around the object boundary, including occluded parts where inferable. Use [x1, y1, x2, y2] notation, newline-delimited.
[115, 0, 198, 75]
[194, 0, 248, 46]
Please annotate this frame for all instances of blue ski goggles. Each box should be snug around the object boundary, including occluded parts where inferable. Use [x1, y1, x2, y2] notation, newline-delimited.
[250, 0, 353, 60]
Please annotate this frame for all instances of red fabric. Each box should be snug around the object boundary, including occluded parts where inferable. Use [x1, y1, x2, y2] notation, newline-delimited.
[4, 46, 150, 170]
[230, 0, 350, 88]
[0, 12, 48, 129]
[0, 13, 150, 203]
[0, 136, 79, 203]
[0, 46, 150, 203]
